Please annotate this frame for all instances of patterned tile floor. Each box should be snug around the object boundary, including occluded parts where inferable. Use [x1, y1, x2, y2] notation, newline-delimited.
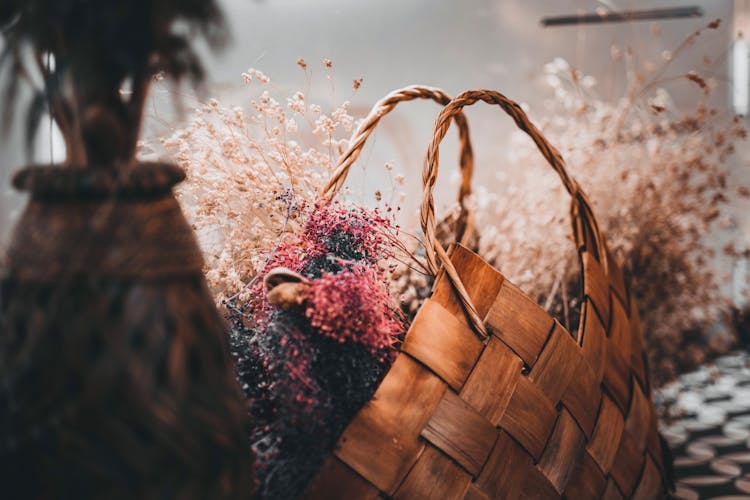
[657, 352, 750, 499]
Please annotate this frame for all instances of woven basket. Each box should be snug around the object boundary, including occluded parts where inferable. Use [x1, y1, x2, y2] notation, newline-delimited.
[244, 85, 477, 498]
[301, 90, 671, 499]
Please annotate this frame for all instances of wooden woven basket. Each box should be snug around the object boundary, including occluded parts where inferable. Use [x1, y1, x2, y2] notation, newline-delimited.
[301, 89, 672, 499]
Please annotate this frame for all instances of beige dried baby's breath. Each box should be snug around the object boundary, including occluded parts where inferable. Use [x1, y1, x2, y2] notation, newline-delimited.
[160, 65, 365, 303]
[472, 36, 746, 383]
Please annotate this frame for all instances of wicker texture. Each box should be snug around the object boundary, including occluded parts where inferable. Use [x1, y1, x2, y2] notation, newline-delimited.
[304, 90, 670, 498]
[321, 84, 476, 244]
[0, 164, 255, 499]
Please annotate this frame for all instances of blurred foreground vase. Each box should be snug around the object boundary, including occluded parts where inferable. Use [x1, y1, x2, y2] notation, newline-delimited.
[0, 163, 254, 499]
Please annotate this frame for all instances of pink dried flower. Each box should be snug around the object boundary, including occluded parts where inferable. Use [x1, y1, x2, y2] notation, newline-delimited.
[303, 202, 397, 264]
[155, 64, 379, 303]
[303, 265, 401, 358]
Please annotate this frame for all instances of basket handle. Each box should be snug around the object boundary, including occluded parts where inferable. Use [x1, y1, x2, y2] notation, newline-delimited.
[421, 90, 608, 339]
[320, 85, 475, 241]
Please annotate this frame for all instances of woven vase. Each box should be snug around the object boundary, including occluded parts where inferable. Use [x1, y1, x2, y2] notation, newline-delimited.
[0, 163, 254, 499]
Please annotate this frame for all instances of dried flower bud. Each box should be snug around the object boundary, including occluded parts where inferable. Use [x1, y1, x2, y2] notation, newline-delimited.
[686, 71, 709, 94]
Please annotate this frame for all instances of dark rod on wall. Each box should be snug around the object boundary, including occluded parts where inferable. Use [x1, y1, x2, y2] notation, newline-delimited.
[541, 6, 703, 27]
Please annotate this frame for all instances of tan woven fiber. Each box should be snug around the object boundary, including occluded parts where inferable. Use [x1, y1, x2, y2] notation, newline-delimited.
[320, 85, 475, 244]
[303, 89, 670, 499]
[321, 85, 474, 202]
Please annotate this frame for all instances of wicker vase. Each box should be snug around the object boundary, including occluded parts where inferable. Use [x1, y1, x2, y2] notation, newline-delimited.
[0, 163, 254, 499]
[303, 90, 672, 498]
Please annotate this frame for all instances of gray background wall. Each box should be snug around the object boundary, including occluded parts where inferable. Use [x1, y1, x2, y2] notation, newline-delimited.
[0, 0, 739, 250]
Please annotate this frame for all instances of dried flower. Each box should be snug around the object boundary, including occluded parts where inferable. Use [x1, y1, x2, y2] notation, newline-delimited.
[466, 22, 747, 385]
[304, 266, 401, 356]
[157, 65, 371, 302]
[686, 71, 709, 94]
[227, 201, 402, 498]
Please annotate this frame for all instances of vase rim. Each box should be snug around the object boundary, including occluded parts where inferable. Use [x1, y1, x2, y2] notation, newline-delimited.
[12, 162, 185, 198]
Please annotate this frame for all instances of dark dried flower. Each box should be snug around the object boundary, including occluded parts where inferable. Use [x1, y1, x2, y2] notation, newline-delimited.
[228, 201, 402, 498]
[0, 0, 227, 164]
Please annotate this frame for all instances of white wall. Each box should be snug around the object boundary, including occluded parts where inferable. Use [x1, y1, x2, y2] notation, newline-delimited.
[0, 0, 738, 248]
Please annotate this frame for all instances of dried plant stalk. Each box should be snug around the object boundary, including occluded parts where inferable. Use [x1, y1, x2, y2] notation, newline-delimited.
[472, 21, 747, 383]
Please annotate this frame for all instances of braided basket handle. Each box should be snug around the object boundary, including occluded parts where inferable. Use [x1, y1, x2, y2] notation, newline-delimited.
[421, 90, 608, 339]
[320, 85, 475, 241]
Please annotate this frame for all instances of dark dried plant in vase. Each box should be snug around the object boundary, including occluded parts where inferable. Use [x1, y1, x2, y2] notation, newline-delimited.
[0, 0, 226, 165]
[0, 1, 254, 498]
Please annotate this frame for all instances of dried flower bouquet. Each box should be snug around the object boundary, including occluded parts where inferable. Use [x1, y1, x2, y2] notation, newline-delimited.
[159, 67, 480, 497]
[467, 20, 748, 383]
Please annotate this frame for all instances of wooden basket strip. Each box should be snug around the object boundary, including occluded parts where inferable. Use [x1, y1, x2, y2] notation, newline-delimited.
[320, 85, 474, 228]
[305, 242, 668, 499]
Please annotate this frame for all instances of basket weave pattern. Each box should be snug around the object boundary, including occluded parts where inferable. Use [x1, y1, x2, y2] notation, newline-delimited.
[304, 89, 669, 499]
[310, 236, 666, 498]
[306, 241, 666, 499]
